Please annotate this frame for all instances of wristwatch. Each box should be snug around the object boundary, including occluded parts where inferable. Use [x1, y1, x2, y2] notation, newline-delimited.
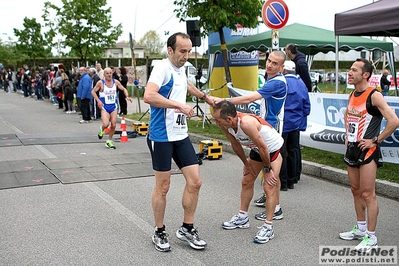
[372, 136, 379, 145]
[263, 166, 272, 173]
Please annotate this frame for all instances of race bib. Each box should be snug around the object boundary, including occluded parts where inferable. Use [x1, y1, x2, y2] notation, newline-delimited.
[172, 109, 187, 134]
[104, 92, 116, 104]
[347, 116, 359, 142]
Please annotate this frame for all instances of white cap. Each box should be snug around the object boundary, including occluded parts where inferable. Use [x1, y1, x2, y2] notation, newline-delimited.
[284, 61, 295, 71]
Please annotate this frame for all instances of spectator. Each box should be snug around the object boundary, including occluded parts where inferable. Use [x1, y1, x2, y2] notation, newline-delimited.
[50, 67, 58, 105]
[64, 79, 75, 113]
[61, 70, 70, 111]
[88, 68, 101, 120]
[34, 72, 43, 100]
[285, 43, 312, 92]
[23, 64, 32, 96]
[280, 61, 310, 190]
[21, 69, 31, 98]
[52, 71, 63, 109]
[77, 67, 92, 123]
[7, 68, 14, 93]
[72, 72, 81, 112]
[380, 69, 391, 97]
[96, 63, 104, 80]
[118, 67, 129, 115]
[0, 68, 5, 91]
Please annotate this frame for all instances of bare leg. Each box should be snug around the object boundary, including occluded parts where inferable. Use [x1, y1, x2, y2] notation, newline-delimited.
[265, 154, 283, 221]
[348, 161, 379, 232]
[107, 110, 118, 140]
[180, 165, 202, 224]
[347, 166, 367, 223]
[240, 159, 262, 212]
[152, 171, 171, 228]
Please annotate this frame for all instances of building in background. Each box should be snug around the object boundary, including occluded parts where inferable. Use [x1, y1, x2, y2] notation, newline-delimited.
[104, 42, 145, 58]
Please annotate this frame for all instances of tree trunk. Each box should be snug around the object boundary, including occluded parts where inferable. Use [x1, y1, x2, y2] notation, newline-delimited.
[218, 26, 232, 83]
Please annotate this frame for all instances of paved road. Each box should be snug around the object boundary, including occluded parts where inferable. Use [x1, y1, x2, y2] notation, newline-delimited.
[0, 92, 398, 265]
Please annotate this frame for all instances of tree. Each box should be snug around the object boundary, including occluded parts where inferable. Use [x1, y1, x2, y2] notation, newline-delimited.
[136, 31, 164, 57]
[174, 0, 263, 83]
[0, 39, 21, 68]
[13, 17, 52, 66]
[42, 0, 123, 62]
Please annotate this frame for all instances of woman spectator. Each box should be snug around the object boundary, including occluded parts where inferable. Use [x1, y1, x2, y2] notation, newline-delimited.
[61, 70, 69, 111]
[63, 79, 76, 113]
[52, 70, 63, 109]
[72, 72, 81, 112]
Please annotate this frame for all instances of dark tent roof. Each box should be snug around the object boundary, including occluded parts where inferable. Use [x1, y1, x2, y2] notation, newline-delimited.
[335, 0, 399, 36]
[209, 23, 393, 55]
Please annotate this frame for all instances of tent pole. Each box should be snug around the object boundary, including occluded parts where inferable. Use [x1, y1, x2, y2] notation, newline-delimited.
[335, 36, 339, 94]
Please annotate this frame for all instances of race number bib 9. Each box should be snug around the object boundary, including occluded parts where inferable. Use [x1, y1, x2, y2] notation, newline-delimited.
[172, 109, 187, 134]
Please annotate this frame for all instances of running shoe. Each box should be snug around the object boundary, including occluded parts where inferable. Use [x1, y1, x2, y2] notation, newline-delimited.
[254, 193, 266, 207]
[339, 225, 366, 241]
[98, 126, 104, 139]
[79, 120, 92, 124]
[254, 224, 274, 244]
[254, 208, 284, 221]
[176, 227, 207, 250]
[152, 228, 171, 252]
[355, 234, 378, 253]
[105, 140, 116, 149]
[222, 214, 250, 229]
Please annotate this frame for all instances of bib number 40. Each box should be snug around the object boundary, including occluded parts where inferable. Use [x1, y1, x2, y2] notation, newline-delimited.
[176, 114, 186, 125]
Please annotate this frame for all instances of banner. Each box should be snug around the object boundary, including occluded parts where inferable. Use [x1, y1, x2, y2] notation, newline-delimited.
[347, 73, 399, 91]
[228, 86, 399, 164]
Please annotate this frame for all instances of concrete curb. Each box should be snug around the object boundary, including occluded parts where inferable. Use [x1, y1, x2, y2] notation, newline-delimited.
[120, 118, 399, 202]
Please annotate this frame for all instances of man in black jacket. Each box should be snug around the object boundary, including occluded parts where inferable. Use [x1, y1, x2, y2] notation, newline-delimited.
[285, 43, 312, 92]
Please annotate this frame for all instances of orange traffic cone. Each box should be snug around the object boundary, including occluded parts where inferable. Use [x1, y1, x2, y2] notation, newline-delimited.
[104, 125, 111, 134]
[120, 127, 129, 142]
[120, 117, 127, 131]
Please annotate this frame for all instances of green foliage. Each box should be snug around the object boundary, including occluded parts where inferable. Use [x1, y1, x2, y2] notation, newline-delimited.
[136, 31, 164, 57]
[13, 17, 52, 64]
[42, 0, 122, 61]
[173, 0, 264, 84]
[173, 0, 263, 36]
[0, 39, 21, 68]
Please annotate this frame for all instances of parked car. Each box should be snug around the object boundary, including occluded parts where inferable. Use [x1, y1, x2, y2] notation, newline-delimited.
[325, 72, 346, 84]
[310, 71, 320, 84]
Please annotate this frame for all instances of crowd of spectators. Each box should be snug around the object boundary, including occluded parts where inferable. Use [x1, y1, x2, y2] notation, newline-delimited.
[0, 63, 129, 121]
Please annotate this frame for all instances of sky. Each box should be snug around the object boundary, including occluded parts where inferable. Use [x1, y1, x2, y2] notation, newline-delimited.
[1, 0, 387, 55]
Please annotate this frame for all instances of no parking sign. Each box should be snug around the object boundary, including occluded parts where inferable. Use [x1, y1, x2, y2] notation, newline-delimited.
[262, 0, 289, 50]
[262, 0, 289, 30]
